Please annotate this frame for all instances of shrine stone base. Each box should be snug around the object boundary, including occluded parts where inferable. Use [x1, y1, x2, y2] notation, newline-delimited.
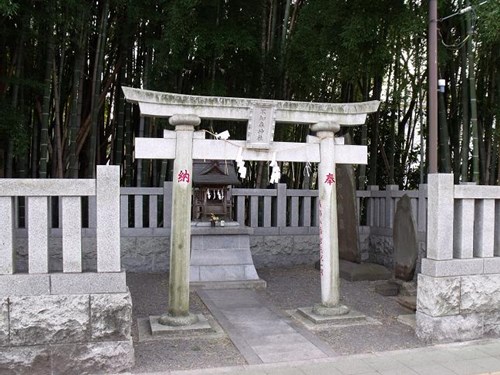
[189, 222, 266, 288]
[295, 306, 367, 325]
[416, 273, 500, 343]
[0, 288, 134, 374]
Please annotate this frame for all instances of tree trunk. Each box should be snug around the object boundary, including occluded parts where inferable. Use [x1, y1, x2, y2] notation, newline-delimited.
[466, 0, 480, 183]
[88, 0, 109, 178]
[438, 89, 451, 173]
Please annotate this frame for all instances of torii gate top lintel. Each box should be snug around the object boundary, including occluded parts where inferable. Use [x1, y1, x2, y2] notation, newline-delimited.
[122, 87, 380, 126]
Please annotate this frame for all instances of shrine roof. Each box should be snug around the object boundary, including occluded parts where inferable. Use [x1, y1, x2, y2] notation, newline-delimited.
[192, 160, 241, 186]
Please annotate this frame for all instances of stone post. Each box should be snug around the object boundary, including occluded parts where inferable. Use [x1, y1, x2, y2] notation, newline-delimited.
[160, 114, 200, 326]
[311, 122, 349, 316]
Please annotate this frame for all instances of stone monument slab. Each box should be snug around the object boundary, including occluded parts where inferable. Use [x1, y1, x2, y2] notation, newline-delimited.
[393, 194, 418, 281]
[337, 164, 361, 263]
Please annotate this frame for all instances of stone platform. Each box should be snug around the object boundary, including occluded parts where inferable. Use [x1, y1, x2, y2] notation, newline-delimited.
[339, 260, 392, 281]
[190, 222, 265, 287]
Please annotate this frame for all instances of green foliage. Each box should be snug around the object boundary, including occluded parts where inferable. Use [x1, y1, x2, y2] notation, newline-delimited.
[0, 0, 18, 17]
[476, 1, 500, 46]
[0, 100, 29, 156]
[0, 0, 498, 184]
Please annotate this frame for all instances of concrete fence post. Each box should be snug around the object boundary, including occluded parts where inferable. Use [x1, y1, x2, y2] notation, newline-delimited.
[427, 174, 454, 260]
[0, 197, 15, 274]
[96, 165, 121, 272]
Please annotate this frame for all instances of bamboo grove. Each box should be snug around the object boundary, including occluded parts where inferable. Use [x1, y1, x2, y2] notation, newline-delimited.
[0, 0, 498, 188]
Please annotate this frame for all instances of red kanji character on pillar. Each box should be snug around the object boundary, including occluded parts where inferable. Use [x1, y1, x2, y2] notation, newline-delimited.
[177, 169, 190, 183]
[325, 173, 335, 185]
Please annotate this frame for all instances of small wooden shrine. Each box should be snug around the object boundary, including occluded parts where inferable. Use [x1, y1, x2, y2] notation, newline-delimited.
[192, 160, 240, 221]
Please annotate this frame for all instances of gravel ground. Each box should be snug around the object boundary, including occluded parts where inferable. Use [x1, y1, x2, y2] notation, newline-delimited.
[127, 265, 425, 373]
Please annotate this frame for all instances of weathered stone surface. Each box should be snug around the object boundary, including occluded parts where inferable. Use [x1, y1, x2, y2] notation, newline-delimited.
[153, 252, 169, 272]
[0, 346, 51, 375]
[393, 195, 418, 281]
[51, 340, 134, 375]
[91, 293, 132, 341]
[51, 272, 127, 295]
[10, 295, 89, 345]
[367, 235, 394, 270]
[336, 164, 360, 263]
[461, 274, 500, 313]
[339, 260, 391, 281]
[250, 235, 319, 268]
[136, 236, 169, 255]
[82, 236, 97, 272]
[484, 312, 500, 336]
[47, 236, 63, 272]
[0, 298, 8, 346]
[358, 228, 370, 262]
[14, 238, 28, 273]
[417, 274, 460, 317]
[0, 274, 51, 298]
[416, 311, 484, 343]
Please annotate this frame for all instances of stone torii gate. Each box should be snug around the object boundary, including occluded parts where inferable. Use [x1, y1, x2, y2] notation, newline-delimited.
[123, 87, 379, 326]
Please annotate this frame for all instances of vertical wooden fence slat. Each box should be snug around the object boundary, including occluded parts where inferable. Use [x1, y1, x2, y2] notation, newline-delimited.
[28, 196, 49, 273]
[250, 196, 259, 227]
[0, 197, 15, 274]
[88, 195, 97, 228]
[263, 196, 272, 227]
[163, 182, 172, 227]
[495, 201, 500, 256]
[291, 196, 299, 227]
[276, 184, 287, 228]
[150, 195, 158, 228]
[386, 185, 398, 229]
[134, 195, 143, 228]
[473, 199, 495, 258]
[62, 196, 82, 272]
[301, 196, 311, 227]
[453, 199, 474, 259]
[418, 184, 428, 232]
[367, 186, 379, 227]
[236, 195, 246, 225]
[378, 198, 385, 228]
[410, 198, 418, 226]
[120, 195, 129, 228]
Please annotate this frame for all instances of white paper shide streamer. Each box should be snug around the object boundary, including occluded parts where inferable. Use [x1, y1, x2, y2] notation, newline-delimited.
[269, 152, 281, 184]
[236, 147, 247, 179]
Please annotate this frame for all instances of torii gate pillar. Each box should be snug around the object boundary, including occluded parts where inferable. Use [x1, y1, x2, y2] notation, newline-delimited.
[159, 114, 200, 326]
[312, 122, 349, 315]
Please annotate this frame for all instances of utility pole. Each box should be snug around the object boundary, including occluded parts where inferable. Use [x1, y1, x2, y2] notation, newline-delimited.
[428, 0, 438, 174]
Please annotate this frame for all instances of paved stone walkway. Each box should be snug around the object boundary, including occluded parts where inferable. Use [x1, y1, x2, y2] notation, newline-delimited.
[127, 338, 500, 375]
[197, 289, 335, 364]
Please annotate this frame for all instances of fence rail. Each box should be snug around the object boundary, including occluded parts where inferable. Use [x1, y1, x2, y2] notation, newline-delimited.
[8, 182, 429, 236]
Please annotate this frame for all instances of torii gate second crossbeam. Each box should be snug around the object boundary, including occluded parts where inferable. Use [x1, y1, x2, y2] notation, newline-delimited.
[123, 87, 380, 326]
